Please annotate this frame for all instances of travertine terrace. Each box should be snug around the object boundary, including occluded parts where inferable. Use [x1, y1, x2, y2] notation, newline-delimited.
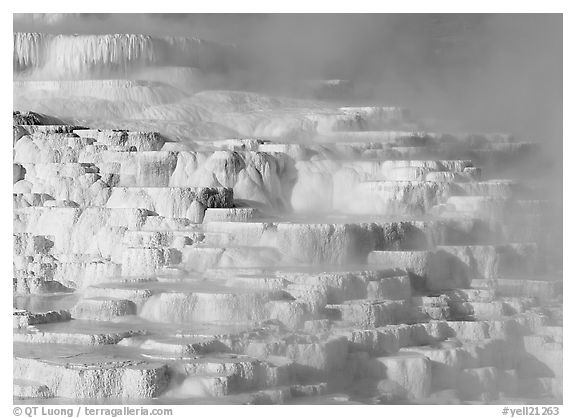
[13, 30, 562, 405]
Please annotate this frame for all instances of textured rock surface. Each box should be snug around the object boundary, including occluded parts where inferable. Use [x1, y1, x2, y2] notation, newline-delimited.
[12, 32, 561, 405]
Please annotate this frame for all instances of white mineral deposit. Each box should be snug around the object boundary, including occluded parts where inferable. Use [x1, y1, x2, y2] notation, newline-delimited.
[12, 13, 562, 406]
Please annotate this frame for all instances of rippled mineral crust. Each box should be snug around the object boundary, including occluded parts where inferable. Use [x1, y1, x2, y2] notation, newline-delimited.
[13, 31, 562, 405]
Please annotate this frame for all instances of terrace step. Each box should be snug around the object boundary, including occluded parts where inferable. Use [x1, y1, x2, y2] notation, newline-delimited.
[13, 379, 54, 399]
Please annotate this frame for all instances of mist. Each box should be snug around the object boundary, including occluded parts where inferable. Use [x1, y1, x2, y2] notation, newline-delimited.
[14, 14, 562, 139]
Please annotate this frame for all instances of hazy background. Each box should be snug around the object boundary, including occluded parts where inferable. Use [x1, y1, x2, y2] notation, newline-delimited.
[13, 14, 562, 142]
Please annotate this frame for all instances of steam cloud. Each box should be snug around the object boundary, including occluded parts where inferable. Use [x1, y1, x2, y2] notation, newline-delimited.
[13, 14, 562, 137]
